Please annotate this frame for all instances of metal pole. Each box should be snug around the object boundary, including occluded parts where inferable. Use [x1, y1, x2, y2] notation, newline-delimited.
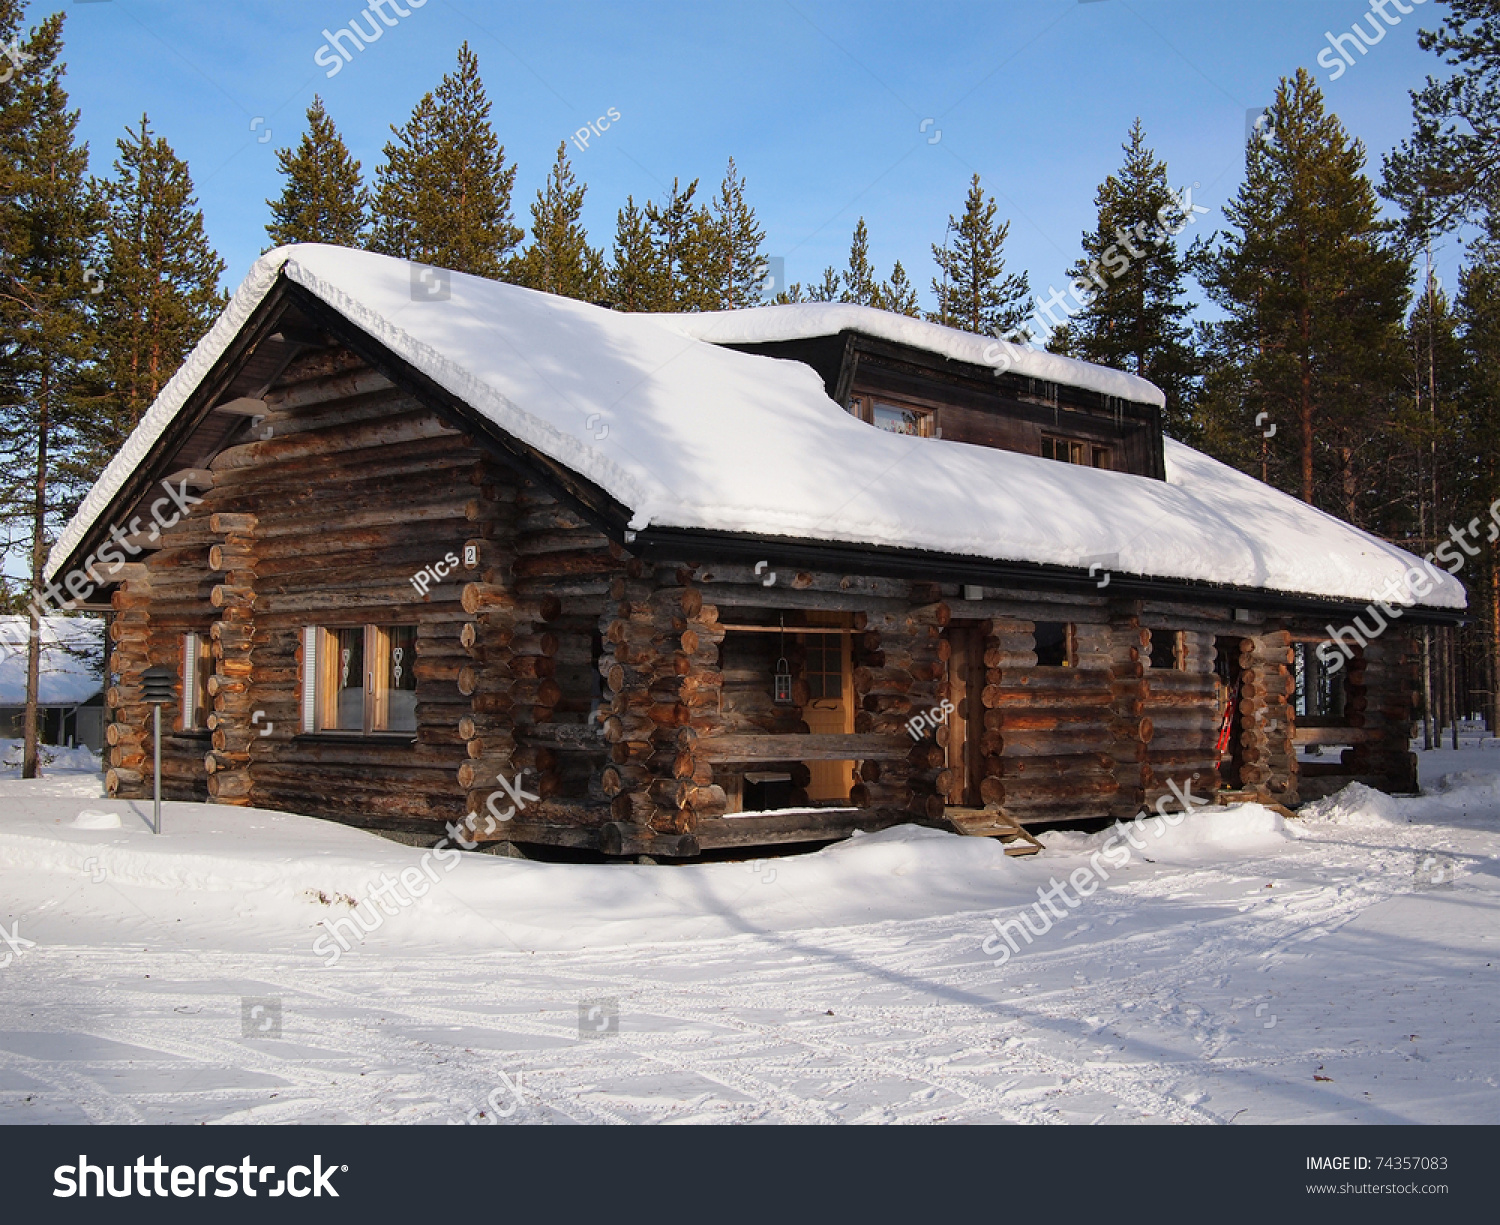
[153, 703, 162, 835]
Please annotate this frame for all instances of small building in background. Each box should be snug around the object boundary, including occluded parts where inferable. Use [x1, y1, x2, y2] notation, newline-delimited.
[0, 616, 106, 752]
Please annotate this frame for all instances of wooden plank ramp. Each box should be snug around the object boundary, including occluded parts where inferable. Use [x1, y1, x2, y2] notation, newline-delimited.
[944, 806, 1045, 856]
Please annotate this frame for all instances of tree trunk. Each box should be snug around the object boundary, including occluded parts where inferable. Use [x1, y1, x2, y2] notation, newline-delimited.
[22, 367, 51, 780]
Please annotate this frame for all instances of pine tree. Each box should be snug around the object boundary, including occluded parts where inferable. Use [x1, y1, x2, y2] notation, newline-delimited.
[606, 196, 665, 311]
[879, 260, 920, 316]
[840, 217, 879, 306]
[0, 4, 104, 777]
[699, 157, 767, 309]
[1064, 119, 1198, 441]
[69, 115, 226, 482]
[927, 173, 1029, 334]
[644, 177, 703, 311]
[513, 141, 604, 301]
[807, 266, 842, 302]
[368, 42, 522, 278]
[1383, 0, 1500, 235]
[266, 96, 369, 247]
[1454, 215, 1500, 731]
[1192, 69, 1411, 513]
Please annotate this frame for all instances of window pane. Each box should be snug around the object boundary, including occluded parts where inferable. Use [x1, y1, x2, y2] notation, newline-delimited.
[1034, 622, 1070, 667]
[194, 635, 213, 728]
[872, 403, 928, 436]
[334, 627, 365, 731]
[1149, 630, 1178, 671]
[382, 625, 417, 732]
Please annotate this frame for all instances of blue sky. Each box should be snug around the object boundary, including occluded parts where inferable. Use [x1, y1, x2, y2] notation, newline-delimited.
[40, 0, 1469, 314]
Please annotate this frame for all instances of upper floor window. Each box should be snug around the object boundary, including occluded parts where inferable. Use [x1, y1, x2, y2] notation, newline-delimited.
[301, 624, 417, 735]
[1042, 435, 1111, 469]
[851, 396, 936, 438]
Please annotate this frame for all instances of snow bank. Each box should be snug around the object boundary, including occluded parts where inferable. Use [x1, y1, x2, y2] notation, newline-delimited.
[0, 737, 102, 780]
[1040, 802, 1300, 863]
[46, 245, 1465, 612]
[0, 799, 1027, 953]
[1298, 783, 1405, 828]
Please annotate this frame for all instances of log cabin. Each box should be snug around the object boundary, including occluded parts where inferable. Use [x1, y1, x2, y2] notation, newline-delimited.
[45, 245, 1468, 858]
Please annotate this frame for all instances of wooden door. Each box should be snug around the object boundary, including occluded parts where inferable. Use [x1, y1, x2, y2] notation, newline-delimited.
[801, 617, 854, 801]
[1213, 635, 1246, 788]
[945, 623, 986, 806]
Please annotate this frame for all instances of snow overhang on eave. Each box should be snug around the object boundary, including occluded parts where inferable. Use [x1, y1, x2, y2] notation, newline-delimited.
[630, 525, 1470, 627]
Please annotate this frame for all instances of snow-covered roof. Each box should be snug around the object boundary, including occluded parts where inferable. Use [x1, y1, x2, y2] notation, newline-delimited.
[0, 617, 103, 706]
[654, 302, 1167, 408]
[48, 244, 1465, 612]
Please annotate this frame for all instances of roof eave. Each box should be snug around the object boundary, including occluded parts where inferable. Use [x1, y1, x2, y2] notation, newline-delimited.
[630, 525, 1469, 627]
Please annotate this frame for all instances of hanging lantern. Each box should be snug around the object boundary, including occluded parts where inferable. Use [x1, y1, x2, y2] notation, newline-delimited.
[773, 657, 794, 705]
[773, 613, 795, 705]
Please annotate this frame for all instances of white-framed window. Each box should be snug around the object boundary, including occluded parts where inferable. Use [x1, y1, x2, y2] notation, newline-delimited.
[180, 632, 212, 731]
[300, 624, 417, 735]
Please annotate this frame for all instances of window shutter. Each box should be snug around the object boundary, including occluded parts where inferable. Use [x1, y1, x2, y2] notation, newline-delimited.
[181, 634, 197, 729]
[301, 627, 319, 733]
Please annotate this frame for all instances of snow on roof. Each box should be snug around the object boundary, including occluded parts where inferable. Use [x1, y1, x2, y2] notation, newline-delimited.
[48, 244, 1465, 612]
[0, 617, 103, 706]
[653, 302, 1167, 408]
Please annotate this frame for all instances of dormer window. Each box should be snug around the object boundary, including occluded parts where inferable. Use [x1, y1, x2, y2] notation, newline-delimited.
[1042, 435, 1111, 469]
[851, 396, 936, 438]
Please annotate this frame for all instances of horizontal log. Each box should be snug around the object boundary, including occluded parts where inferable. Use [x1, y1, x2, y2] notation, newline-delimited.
[980, 777, 1120, 806]
[212, 412, 460, 472]
[693, 732, 906, 763]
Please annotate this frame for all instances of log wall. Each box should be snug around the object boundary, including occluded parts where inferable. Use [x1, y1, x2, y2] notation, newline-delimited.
[975, 616, 1120, 823]
[96, 342, 1428, 850]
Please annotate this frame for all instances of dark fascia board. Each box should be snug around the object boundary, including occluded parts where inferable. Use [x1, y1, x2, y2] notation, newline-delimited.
[631, 525, 1470, 627]
[842, 330, 1162, 417]
[284, 283, 635, 540]
[49, 278, 301, 584]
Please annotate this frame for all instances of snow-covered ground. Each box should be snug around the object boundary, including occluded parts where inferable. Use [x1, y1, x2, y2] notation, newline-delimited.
[0, 743, 1495, 1125]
